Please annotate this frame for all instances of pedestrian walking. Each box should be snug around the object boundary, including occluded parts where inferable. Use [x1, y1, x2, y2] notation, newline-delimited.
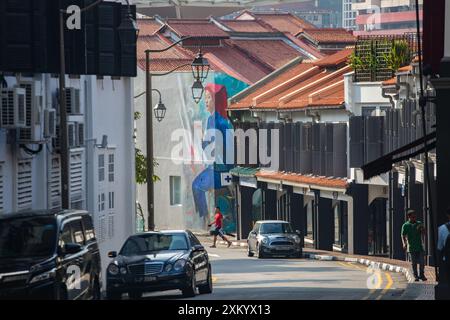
[208, 207, 232, 248]
[402, 209, 427, 281]
[437, 207, 450, 287]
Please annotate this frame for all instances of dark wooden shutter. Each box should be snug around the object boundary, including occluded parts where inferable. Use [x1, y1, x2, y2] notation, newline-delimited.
[293, 122, 301, 174]
[333, 123, 347, 178]
[300, 122, 312, 174]
[284, 122, 293, 172]
[276, 122, 285, 172]
[325, 123, 334, 177]
[349, 116, 364, 168]
[365, 116, 384, 164]
[312, 123, 321, 175]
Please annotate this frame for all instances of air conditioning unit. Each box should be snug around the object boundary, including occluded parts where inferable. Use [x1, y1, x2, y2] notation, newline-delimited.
[17, 82, 44, 143]
[66, 88, 81, 115]
[68, 123, 76, 148]
[44, 109, 57, 138]
[0, 87, 27, 129]
[76, 122, 84, 147]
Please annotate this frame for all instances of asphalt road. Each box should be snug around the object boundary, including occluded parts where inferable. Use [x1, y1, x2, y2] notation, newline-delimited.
[134, 242, 408, 300]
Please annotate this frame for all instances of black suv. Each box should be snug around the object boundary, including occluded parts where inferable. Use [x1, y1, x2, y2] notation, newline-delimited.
[0, 210, 102, 300]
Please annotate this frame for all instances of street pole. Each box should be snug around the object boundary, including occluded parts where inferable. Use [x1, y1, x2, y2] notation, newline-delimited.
[59, 4, 70, 209]
[146, 50, 155, 231]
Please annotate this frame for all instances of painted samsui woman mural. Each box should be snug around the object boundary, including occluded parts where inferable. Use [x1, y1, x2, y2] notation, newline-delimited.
[192, 83, 235, 231]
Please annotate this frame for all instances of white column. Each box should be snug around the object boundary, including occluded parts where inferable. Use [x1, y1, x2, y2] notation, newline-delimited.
[445, 0, 450, 57]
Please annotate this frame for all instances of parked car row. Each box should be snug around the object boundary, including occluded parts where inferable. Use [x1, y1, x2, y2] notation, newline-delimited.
[0, 210, 301, 300]
[0, 210, 212, 300]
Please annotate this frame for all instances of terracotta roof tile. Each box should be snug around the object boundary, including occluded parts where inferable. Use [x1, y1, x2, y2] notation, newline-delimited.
[138, 18, 163, 36]
[313, 48, 354, 67]
[166, 19, 229, 38]
[256, 170, 348, 189]
[219, 20, 276, 33]
[298, 28, 356, 44]
[229, 49, 351, 111]
[252, 12, 316, 35]
[228, 39, 302, 70]
[382, 76, 397, 86]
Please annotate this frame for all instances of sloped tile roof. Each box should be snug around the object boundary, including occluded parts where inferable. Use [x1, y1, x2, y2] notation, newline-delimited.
[228, 49, 350, 111]
[138, 18, 164, 36]
[312, 47, 354, 67]
[298, 28, 356, 44]
[228, 39, 302, 70]
[219, 19, 276, 33]
[256, 170, 348, 189]
[166, 19, 229, 38]
[251, 12, 316, 35]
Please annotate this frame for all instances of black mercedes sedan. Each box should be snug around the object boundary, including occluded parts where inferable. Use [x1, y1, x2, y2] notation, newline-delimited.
[106, 230, 212, 299]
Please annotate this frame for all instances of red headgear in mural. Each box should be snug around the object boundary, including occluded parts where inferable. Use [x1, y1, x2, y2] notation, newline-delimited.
[204, 83, 228, 119]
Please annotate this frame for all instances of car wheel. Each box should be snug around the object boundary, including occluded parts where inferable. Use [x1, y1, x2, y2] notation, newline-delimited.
[198, 266, 213, 294]
[182, 274, 197, 298]
[257, 243, 265, 259]
[106, 290, 122, 300]
[247, 244, 254, 257]
[128, 291, 143, 300]
[54, 284, 68, 300]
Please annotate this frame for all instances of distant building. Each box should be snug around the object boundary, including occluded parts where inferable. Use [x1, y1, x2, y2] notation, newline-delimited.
[342, 0, 357, 30]
[352, 0, 423, 36]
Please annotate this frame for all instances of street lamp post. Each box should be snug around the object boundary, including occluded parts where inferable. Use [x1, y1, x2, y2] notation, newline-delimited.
[58, 0, 138, 209]
[145, 39, 210, 231]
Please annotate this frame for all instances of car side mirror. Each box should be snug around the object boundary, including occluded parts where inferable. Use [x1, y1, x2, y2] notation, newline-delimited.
[64, 243, 83, 255]
[193, 245, 204, 252]
[108, 251, 117, 258]
[296, 230, 301, 235]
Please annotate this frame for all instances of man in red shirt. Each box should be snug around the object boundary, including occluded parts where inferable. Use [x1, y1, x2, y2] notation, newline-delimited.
[208, 207, 232, 248]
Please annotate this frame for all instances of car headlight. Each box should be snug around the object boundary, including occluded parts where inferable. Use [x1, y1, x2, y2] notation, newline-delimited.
[108, 264, 120, 275]
[120, 267, 127, 275]
[173, 259, 186, 272]
[30, 269, 55, 284]
[164, 264, 173, 272]
[261, 237, 268, 244]
[293, 235, 301, 243]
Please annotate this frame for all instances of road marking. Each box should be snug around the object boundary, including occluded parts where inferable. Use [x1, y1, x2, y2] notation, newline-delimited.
[375, 272, 394, 300]
[209, 254, 220, 258]
[212, 277, 218, 283]
[362, 269, 383, 300]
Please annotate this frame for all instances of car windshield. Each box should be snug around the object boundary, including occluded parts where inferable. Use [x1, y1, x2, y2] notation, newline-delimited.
[0, 216, 57, 259]
[259, 223, 293, 234]
[120, 233, 189, 256]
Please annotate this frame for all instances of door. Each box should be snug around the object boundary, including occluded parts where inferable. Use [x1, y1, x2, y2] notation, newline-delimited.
[188, 232, 207, 282]
[248, 223, 259, 251]
[59, 219, 89, 299]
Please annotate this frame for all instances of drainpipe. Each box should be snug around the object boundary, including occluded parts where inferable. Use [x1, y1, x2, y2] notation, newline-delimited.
[45, 74, 52, 209]
[382, 87, 396, 109]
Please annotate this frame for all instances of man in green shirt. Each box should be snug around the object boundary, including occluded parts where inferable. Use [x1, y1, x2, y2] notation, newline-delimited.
[402, 209, 427, 281]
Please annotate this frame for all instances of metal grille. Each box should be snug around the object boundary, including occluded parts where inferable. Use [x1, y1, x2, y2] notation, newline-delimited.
[1, 89, 14, 127]
[17, 160, 32, 211]
[270, 241, 293, 246]
[128, 262, 164, 275]
[70, 151, 84, 200]
[50, 156, 61, 209]
[353, 34, 416, 83]
[18, 83, 33, 141]
[0, 163, 3, 213]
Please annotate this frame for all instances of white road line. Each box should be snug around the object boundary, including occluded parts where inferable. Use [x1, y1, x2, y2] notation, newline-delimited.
[209, 254, 220, 257]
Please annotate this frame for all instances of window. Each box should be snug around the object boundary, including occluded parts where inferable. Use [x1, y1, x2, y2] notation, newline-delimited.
[59, 225, 73, 248]
[108, 214, 115, 239]
[17, 160, 33, 211]
[108, 191, 115, 209]
[169, 176, 181, 206]
[98, 193, 105, 212]
[71, 220, 85, 245]
[0, 163, 3, 213]
[108, 154, 114, 182]
[188, 232, 201, 246]
[98, 154, 105, 182]
[83, 215, 96, 242]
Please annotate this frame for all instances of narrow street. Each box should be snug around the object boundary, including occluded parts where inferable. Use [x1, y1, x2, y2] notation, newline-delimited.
[132, 243, 408, 300]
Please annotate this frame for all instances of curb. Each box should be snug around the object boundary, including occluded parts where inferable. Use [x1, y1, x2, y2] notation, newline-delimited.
[303, 253, 415, 283]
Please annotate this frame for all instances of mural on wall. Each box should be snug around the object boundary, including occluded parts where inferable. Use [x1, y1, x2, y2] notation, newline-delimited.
[181, 73, 248, 233]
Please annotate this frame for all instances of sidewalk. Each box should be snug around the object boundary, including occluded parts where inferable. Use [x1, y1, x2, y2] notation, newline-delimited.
[302, 248, 436, 300]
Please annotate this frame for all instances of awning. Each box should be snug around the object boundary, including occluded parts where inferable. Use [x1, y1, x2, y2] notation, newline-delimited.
[230, 166, 260, 178]
[361, 131, 436, 180]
